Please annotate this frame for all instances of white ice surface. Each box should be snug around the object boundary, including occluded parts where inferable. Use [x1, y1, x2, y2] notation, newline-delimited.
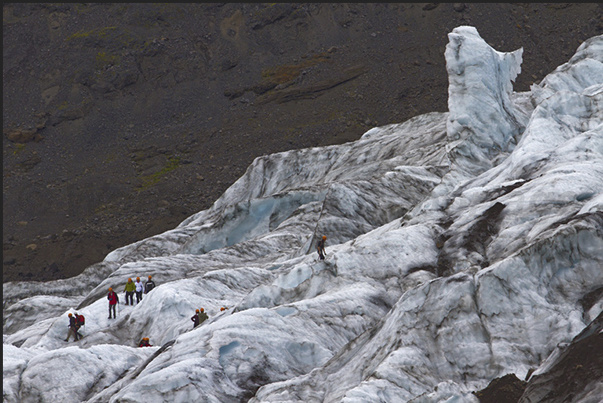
[4, 27, 603, 403]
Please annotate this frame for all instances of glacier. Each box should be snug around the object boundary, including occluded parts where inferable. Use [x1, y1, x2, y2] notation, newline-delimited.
[3, 26, 603, 403]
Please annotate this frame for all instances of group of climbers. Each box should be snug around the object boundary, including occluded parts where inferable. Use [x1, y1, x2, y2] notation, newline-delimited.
[65, 275, 157, 341]
[109, 275, 156, 318]
[191, 308, 209, 329]
[66, 235, 328, 343]
[190, 306, 229, 329]
[124, 275, 155, 305]
[121, 275, 157, 308]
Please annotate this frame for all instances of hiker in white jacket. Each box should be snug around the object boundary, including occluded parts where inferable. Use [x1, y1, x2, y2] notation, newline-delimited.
[135, 277, 144, 304]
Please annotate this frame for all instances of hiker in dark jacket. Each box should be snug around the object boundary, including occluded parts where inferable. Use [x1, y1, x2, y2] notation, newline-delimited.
[64, 313, 79, 342]
[107, 287, 119, 319]
[317, 235, 327, 260]
[191, 309, 200, 328]
[144, 275, 156, 294]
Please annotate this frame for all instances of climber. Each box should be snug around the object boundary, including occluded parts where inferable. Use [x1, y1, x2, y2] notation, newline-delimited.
[74, 312, 85, 339]
[107, 287, 119, 319]
[124, 278, 135, 305]
[64, 313, 79, 342]
[135, 277, 144, 303]
[144, 275, 156, 294]
[138, 337, 152, 347]
[198, 307, 209, 325]
[191, 309, 200, 328]
[317, 235, 327, 260]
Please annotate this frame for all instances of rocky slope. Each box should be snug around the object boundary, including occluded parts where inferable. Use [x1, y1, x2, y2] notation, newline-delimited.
[3, 3, 602, 282]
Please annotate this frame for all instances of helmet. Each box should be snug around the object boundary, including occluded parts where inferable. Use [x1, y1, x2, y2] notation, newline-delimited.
[68, 313, 72, 317]
[148, 275, 152, 279]
[200, 308, 204, 312]
[136, 277, 140, 281]
[322, 235, 327, 240]
[220, 307, 225, 311]
[109, 287, 113, 291]
[196, 309, 200, 313]
[144, 337, 149, 341]
[128, 278, 132, 281]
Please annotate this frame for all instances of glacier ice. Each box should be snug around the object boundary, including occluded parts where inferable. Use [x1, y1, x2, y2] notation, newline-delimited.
[4, 26, 603, 403]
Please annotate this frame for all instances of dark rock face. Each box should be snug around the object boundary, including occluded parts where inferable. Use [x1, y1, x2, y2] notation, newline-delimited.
[475, 313, 603, 403]
[518, 313, 603, 403]
[3, 3, 602, 282]
[474, 373, 528, 403]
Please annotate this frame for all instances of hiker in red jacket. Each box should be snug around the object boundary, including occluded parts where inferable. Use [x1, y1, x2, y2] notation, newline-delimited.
[107, 287, 119, 319]
[138, 337, 152, 347]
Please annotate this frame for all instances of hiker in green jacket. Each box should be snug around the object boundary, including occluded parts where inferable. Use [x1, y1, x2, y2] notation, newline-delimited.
[124, 278, 135, 305]
[198, 308, 209, 326]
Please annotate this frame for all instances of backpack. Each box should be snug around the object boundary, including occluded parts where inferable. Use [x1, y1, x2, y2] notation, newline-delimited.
[76, 314, 85, 326]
